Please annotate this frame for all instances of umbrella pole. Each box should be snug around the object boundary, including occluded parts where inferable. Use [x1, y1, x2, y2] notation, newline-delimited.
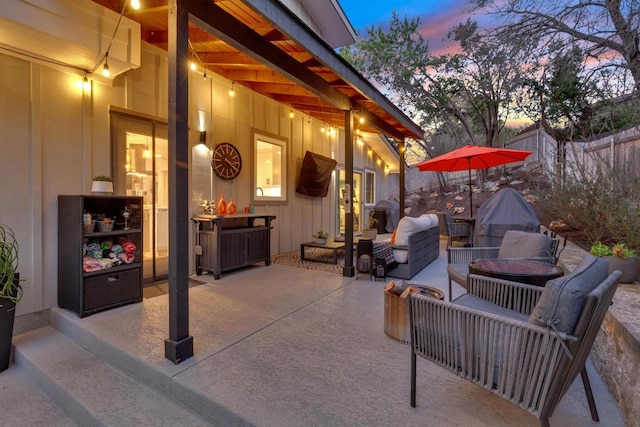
[468, 165, 473, 217]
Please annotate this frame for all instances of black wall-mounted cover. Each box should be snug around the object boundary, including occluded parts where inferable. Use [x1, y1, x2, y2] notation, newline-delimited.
[295, 151, 337, 197]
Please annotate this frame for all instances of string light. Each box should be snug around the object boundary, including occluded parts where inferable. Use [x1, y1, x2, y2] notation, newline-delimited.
[102, 52, 110, 77]
[229, 82, 235, 97]
[92, 0, 141, 79]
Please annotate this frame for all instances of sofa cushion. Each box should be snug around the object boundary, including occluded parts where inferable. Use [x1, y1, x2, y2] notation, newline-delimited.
[453, 294, 529, 323]
[393, 248, 409, 263]
[529, 254, 608, 333]
[498, 230, 553, 259]
[395, 215, 433, 246]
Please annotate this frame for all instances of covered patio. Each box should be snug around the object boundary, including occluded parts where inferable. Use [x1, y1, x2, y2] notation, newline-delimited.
[9, 238, 625, 426]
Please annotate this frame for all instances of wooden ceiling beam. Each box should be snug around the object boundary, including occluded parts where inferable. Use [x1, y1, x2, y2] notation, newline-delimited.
[184, 0, 352, 111]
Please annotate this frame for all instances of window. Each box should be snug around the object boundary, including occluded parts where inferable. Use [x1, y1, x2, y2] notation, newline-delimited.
[365, 170, 376, 205]
[254, 133, 287, 203]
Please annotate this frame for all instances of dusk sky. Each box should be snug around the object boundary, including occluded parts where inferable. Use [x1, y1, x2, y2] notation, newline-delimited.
[339, 0, 493, 55]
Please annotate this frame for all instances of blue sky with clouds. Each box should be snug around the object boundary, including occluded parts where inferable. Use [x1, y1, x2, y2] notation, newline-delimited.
[338, 0, 489, 54]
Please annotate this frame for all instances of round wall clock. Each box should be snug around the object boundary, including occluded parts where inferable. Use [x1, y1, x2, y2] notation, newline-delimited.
[212, 142, 242, 180]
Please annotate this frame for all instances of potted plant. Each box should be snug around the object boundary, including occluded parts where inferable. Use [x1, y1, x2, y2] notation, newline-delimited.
[313, 230, 329, 245]
[590, 241, 638, 283]
[91, 175, 114, 194]
[362, 211, 379, 240]
[1, 223, 22, 372]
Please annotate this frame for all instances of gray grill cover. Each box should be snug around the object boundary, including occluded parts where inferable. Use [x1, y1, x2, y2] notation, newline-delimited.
[473, 188, 540, 247]
[374, 200, 400, 232]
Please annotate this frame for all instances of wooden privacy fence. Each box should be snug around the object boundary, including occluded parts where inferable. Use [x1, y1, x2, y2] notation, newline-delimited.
[389, 125, 640, 199]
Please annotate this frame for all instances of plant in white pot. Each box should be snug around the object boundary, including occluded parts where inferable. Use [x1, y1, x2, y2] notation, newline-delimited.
[590, 241, 638, 283]
[91, 175, 113, 194]
[313, 230, 329, 245]
[0, 222, 22, 372]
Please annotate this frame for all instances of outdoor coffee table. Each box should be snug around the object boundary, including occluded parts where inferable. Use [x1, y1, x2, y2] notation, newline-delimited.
[384, 285, 444, 344]
[300, 240, 346, 264]
[469, 258, 564, 287]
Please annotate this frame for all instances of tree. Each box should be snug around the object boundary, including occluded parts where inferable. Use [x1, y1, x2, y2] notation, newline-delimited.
[341, 14, 529, 152]
[471, 0, 640, 92]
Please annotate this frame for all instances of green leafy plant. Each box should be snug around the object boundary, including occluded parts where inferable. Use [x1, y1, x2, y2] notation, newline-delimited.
[92, 175, 112, 182]
[313, 230, 329, 240]
[0, 223, 22, 304]
[590, 241, 636, 259]
[368, 211, 379, 229]
[612, 243, 636, 259]
[589, 241, 612, 257]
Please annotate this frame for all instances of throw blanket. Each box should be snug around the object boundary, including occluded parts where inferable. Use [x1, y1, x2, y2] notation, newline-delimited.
[373, 242, 395, 265]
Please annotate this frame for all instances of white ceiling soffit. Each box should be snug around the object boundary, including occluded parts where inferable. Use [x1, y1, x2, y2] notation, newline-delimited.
[0, 0, 140, 78]
[299, 0, 356, 48]
[362, 133, 400, 174]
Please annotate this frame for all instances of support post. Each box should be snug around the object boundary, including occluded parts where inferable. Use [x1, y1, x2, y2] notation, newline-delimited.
[399, 138, 405, 219]
[165, 0, 193, 363]
[343, 109, 355, 277]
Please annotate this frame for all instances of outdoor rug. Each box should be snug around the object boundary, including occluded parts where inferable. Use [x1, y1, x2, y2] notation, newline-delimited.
[270, 243, 394, 276]
[271, 248, 346, 275]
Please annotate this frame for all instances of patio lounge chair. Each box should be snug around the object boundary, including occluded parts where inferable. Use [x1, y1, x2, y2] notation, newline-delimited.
[447, 230, 558, 300]
[410, 254, 621, 427]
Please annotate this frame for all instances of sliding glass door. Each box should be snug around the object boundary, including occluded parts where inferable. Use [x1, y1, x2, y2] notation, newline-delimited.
[111, 111, 168, 284]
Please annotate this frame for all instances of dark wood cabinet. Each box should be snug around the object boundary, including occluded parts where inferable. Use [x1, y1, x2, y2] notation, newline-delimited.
[58, 195, 143, 317]
[194, 214, 276, 279]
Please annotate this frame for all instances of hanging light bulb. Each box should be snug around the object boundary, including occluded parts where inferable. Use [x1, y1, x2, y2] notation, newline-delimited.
[359, 116, 365, 124]
[102, 52, 110, 78]
[203, 70, 207, 80]
[130, 0, 141, 10]
[229, 82, 235, 97]
[289, 109, 294, 119]
[83, 76, 91, 91]
[143, 143, 151, 159]
[190, 62, 196, 71]
[321, 124, 325, 133]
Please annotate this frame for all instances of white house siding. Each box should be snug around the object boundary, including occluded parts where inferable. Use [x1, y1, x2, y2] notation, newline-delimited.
[0, 40, 391, 317]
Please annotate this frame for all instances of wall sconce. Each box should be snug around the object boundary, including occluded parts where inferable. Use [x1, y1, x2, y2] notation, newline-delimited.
[376, 158, 382, 166]
[199, 130, 207, 145]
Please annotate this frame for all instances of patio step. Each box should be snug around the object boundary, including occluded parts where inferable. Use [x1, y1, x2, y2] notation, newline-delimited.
[13, 326, 212, 426]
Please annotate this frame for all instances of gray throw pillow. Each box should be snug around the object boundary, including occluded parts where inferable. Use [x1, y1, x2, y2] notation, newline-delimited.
[498, 230, 552, 258]
[529, 254, 608, 333]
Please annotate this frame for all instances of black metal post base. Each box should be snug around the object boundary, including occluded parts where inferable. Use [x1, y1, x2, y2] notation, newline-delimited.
[164, 335, 194, 364]
[342, 265, 355, 277]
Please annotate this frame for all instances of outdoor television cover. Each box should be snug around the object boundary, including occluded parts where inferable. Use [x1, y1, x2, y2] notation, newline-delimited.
[295, 151, 337, 197]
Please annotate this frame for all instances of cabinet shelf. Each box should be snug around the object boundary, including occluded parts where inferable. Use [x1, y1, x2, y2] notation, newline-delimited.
[83, 262, 142, 278]
[58, 195, 144, 317]
[84, 228, 142, 238]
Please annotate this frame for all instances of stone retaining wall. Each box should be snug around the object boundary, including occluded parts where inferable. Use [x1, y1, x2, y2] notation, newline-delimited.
[559, 242, 640, 427]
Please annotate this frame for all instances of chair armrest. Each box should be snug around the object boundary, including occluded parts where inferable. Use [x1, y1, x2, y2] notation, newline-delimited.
[467, 274, 544, 315]
[391, 244, 408, 250]
[447, 246, 499, 264]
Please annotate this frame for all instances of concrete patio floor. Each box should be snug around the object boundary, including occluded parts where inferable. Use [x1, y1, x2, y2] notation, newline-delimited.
[4, 238, 626, 426]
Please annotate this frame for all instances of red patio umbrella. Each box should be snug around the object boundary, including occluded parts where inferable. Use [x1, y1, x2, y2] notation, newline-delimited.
[416, 145, 533, 217]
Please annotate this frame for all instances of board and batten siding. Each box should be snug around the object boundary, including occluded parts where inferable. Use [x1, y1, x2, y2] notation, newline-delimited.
[1, 40, 392, 317]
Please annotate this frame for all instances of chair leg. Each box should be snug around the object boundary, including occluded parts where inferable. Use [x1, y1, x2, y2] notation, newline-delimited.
[581, 367, 600, 422]
[410, 351, 417, 408]
[448, 279, 452, 302]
